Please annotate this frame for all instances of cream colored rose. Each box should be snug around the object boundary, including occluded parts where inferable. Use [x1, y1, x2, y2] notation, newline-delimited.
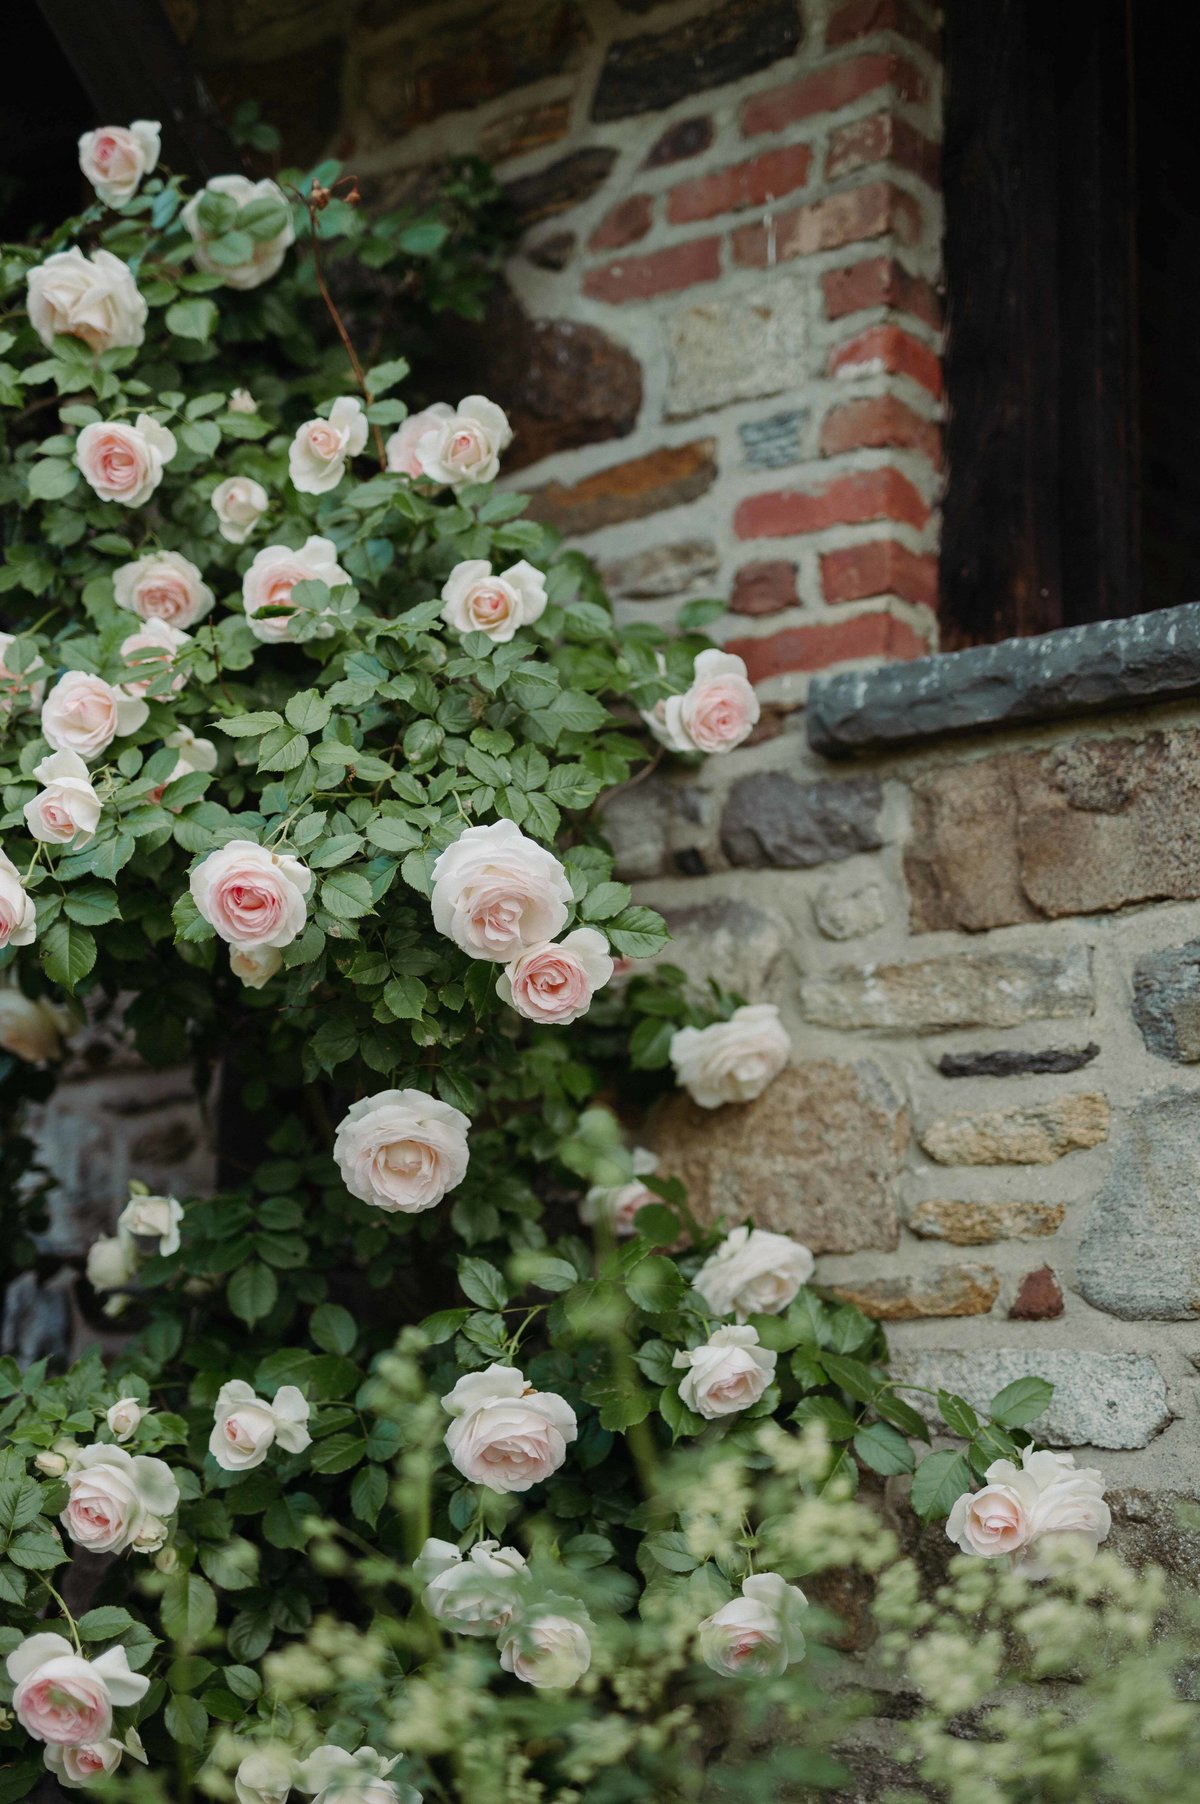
[580, 1147, 658, 1238]
[645, 649, 760, 756]
[189, 839, 312, 949]
[0, 988, 69, 1061]
[946, 1447, 1110, 1573]
[669, 1004, 790, 1110]
[113, 550, 214, 629]
[499, 1610, 592, 1688]
[693, 1226, 814, 1321]
[416, 394, 512, 487]
[235, 1745, 297, 1804]
[209, 1380, 311, 1472]
[443, 1364, 577, 1494]
[120, 617, 190, 696]
[0, 631, 46, 716]
[698, 1573, 808, 1677]
[7, 1633, 148, 1747]
[60, 1443, 179, 1555]
[106, 1398, 144, 1443]
[182, 175, 295, 290]
[289, 396, 368, 494]
[414, 1536, 529, 1635]
[26, 248, 147, 353]
[212, 475, 270, 545]
[35, 1450, 69, 1478]
[297, 1746, 415, 1804]
[75, 413, 176, 507]
[41, 671, 148, 761]
[78, 120, 160, 206]
[386, 403, 452, 477]
[333, 1089, 470, 1213]
[945, 1474, 1036, 1559]
[0, 850, 38, 949]
[230, 944, 283, 990]
[431, 820, 571, 963]
[23, 749, 102, 847]
[85, 1235, 133, 1292]
[241, 536, 349, 642]
[440, 557, 547, 643]
[674, 1325, 776, 1420]
[229, 388, 258, 415]
[117, 1192, 183, 1257]
[497, 927, 613, 1025]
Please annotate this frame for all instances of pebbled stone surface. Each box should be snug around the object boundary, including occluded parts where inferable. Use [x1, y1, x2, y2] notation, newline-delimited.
[721, 771, 883, 869]
[814, 878, 889, 941]
[666, 275, 812, 419]
[891, 1349, 1171, 1449]
[921, 1093, 1109, 1166]
[1078, 1089, 1200, 1319]
[1132, 941, 1200, 1063]
[801, 947, 1094, 1034]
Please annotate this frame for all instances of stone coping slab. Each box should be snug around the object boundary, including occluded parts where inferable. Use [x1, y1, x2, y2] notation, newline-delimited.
[806, 602, 1200, 756]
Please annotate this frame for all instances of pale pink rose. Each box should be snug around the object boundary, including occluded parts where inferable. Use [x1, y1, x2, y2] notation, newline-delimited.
[23, 749, 102, 846]
[0, 987, 69, 1060]
[229, 944, 282, 989]
[181, 175, 295, 290]
[189, 839, 311, 949]
[698, 1573, 808, 1677]
[669, 1004, 790, 1110]
[120, 617, 190, 696]
[44, 1729, 146, 1789]
[75, 413, 176, 507]
[78, 120, 160, 206]
[946, 1447, 1110, 1574]
[26, 248, 147, 352]
[442, 1364, 577, 1494]
[0, 850, 37, 949]
[693, 1226, 814, 1321]
[645, 649, 760, 755]
[580, 1147, 659, 1238]
[386, 403, 452, 477]
[41, 671, 148, 761]
[289, 396, 368, 494]
[674, 1325, 776, 1420]
[416, 394, 512, 488]
[497, 927, 613, 1025]
[431, 820, 571, 963]
[212, 475, 270, 545]
[945, 1479, 1035, 1559]
[60, 1443, 179, 1555]
[414, 1536, 529, 1636]
[241, 535, 349, 643]
[6, 1632, 149, 1746]
[106, 1398, 144, 1442]
[440, 557, 547, 643]
[209, 1380, 310, 1472]
[498, 1612, 592, 1689]
[334, 1089, 470, 1213]
[229, 388, 258, 415]
[297, 1746, 412, 1804]
[113, 550, 213, 628]
[0, 632, 45, 716]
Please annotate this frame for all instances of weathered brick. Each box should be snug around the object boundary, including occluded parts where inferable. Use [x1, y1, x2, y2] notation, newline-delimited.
[593, 0, 802, 121]
[524, 440, 717, 536]
[643, 115, 716, 169]
[667, 143, 813, 225]
[666, 275, 810, 417]
[829, 1264, 1000, 1320]
[583, 236, 721, 304]
[735, 469, 930, 539]
[827, 0, 940, 53]
[1009, 1267, 1064, 1320]
[725, 612, 932, 681]
[820, 395, 942, 466]
[741, 52, 926, 136]
[821, 539, 937, 607]
[829, 323, 943, 398]
[731, 560, 798, 615]
[822, 254, 941, 326]
[366, 1, 587, 131]
[480, 98, 571, 163]
[739, 409, 809, 469]
[826, 111, 940, 185]
[504, 147, 618, 229]
[733, 182, 922, 267]
[588, 194, 654, 251]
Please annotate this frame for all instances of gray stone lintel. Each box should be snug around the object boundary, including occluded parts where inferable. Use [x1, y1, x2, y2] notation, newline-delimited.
[806, 602, 1200, 758]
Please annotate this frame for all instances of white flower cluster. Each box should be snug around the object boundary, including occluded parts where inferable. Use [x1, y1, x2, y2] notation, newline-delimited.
[945, 1446, 1111, 1575]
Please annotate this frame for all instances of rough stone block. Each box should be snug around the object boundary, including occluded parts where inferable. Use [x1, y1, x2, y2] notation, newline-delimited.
[600, 778, 717, 880]
[721, 771, 883, 869]
[648, 1062, 906, 1252]
[920, 1094, 1109, 1166]
[1078, 1089, 1200, 1320]
[592, 0, 801, 120]
[738, 410, 809, 470]
[659, 898, 784, 995]
[504, 147, 618, 229]
[891, 1349, 1171, 1449]
[643, 116, 715, 169]
[525, 441, 716, 536]
[814, 878, 889, 941]
[828, 1263, 999, 1319]
[1132, 942, 1200, 1063]
[907, 1199, 1065, 1245]
[1008, 1266, 1063, 1320]
[599, 539, 719, 602]
[936, 1045, 1100, 1079]
[366, 1, 587, 131]
[800, 947, 1094, 1034]
[666, 276, 810, 420]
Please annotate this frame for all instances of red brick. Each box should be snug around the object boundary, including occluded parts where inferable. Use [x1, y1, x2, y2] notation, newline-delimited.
[829, 324, 942, 398]
[821, 395, 942, 466]
[667, 143, 813, 226]
[525, 440, 717, 536]
[820, 539, 938, 608]
[733, 182, 921, 267]
[726, 611, 932, 682]
[822, 255, 940, 327]
[1009, 1267, 1064, 1321]
[589, 195, 654, 251]
[643, 115, 715, 169]
[826, 112, 940, 185]
[827, 0, 940, 56]
[734, 468, 930, 539]
[583, 236, 721, 304]
[741, 53, 926, 137]
[731, 560, 798, 616]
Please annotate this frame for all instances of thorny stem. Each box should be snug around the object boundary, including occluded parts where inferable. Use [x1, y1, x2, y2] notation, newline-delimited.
[42, 1580, 81, 1653]
[289, 179, 388, 472]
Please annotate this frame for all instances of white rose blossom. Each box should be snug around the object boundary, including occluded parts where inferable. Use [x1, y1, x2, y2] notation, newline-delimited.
[386, 403, 452, 477]
[499, 1608, 592, 1689]
[241, 536, 349, 643]
[106, 1397, 144, 1442]
[289, 396, 369, 494]
[415, 394, 512, 487]
[333, 1090, 470, 1214]
[117, 1192, 183, 1257]
[698, 1572, 808, 1677]
[78, 120, 160, 206]
[230, 944, 283, 990]
[26, 247, 147, 353]
[212, 475, 270, 545]
[439, 557, 547, 643]
[442, 1364, 577, 1494]
[234, 1746, 298, 1804]
[229, 388, 258, 415]
[580, 1148, 659, 1239]
[60, 1443, 179, 1555]
[6, 1633, 149, 1746]
[85, 1235, 134, 1293]
[642, 649, 760, 756]
[209, 1380, 311, 1472]
[297, 1745, 419, 1804]
[496, 927, 613, 1025]
[0, 987, 70, 1062]
[669, 1004, 791, 1110]
[41, 671, 148, 762]
[190, 839, 312, 950]
[75, 413, 176, 507]
[693, 1226, 815, 1322]
[113, 550, 214, 629]
[430, 820, 571, 963]
[0, 849, 38, 949]
[946, 1446, 1111, 1575]
[414, 1536, 529, 1635]
[674, 1325, 776, 1420]
[23, 748, 101, 847]
[182, 174, 295, 290]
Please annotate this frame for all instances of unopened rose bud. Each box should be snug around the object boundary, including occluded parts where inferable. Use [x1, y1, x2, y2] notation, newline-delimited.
[35, 1450, 68, 1477]
[106, 1397, 144, 1442]
[154, 1545, 178, 1573]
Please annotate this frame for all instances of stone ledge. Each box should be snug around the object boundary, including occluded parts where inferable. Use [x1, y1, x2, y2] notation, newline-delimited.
[806, 602, 1200, 757]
